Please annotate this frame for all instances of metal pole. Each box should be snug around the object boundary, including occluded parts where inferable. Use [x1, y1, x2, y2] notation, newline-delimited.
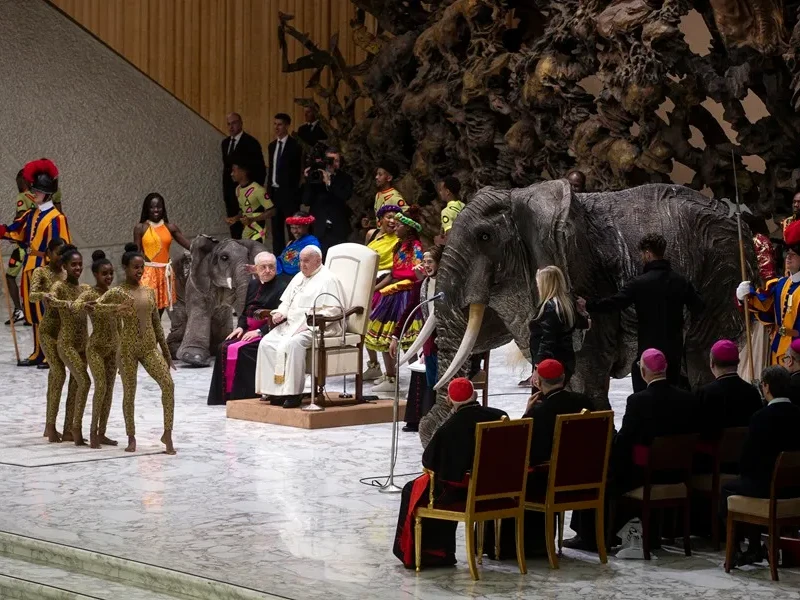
[379, 292, 443, 493]
[732, 151, 756, 383]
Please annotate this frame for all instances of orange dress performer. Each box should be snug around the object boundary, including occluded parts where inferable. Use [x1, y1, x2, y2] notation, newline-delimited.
[140, 222, 176, 311]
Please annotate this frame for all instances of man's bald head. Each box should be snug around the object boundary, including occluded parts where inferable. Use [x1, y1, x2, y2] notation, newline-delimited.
[567, 170, 586, 193]
[226, 113, 243, 137]
[299, 245, 323, 276]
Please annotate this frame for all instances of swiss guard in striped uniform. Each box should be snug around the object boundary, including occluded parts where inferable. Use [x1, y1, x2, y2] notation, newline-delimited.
[0, 159, 70, 366]
[738, 220, 800, 365]
[5, 170, 36, 324]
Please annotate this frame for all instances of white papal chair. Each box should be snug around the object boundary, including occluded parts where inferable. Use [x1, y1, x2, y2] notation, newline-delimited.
[305, 243, 378, 405]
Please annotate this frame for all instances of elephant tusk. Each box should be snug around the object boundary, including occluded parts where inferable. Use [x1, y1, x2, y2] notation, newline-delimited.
[226, 277, 233, 290]
[399, 314, 437, 366]
[434, 303, 485, 390]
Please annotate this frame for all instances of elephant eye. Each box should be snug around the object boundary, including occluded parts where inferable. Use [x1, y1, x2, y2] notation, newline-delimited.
[220, 254, 229, 261]
[480, 233, 490, 242]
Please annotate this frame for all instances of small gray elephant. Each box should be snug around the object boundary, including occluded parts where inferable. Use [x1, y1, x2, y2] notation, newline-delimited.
[171, 235, 266, 367]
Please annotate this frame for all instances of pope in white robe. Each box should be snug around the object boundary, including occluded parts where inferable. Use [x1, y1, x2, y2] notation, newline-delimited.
[255, 246, 344, 402]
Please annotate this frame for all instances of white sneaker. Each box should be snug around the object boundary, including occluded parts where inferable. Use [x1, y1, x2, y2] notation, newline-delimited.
[372, 377, 397, 393]
[363, 363, 383, 381]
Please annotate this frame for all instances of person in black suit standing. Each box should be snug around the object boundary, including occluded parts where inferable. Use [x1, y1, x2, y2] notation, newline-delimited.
[297, 105, 328, 147]
[720, 366, 800, 566]
[267, 113, 303, 255]
[301, 147, 353, 257]
[579, 233, 704, 392]
[781, 338, 800, 407]
[221, 113, 266, 239]
[567, 348, 697, 551]
[696, 339, 763, 439]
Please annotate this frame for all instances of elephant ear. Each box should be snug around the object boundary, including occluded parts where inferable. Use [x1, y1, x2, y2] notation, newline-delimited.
[511, 179, 586, 288]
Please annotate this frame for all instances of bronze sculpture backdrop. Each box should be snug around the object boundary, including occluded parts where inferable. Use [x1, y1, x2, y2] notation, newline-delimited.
[279, 1, 800, 235]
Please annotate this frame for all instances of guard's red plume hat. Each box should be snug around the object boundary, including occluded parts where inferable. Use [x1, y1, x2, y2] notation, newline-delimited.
[448, 378, 475, 403]
[537, 359, 564, 380]
[785, 220, 800, 251]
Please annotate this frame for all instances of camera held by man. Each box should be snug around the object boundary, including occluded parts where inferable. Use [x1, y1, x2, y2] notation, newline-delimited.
[302, 146, 354, 255]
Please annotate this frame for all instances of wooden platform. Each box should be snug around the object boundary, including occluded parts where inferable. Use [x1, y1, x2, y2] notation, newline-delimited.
[226, 397, 406, 429]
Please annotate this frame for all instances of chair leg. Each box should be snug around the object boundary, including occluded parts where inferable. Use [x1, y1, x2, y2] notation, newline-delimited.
[545, 510, 559, 569]
[683, 501, 692, 557]
[356, 347, 364, 402]
[724, 516, 735, 573]
[414, 516, 422, 573]
[515, 513, 527, 575]
[477, 521, 484, 565]
[465, 520, 480, 581]
[768, 521, 779, 581]
[595, 505, 608, 564]
[711, 491, 720, 551]
[642, 505, 651, 561]
[494, 519, 502, 560]
[558, 511, 565, 556]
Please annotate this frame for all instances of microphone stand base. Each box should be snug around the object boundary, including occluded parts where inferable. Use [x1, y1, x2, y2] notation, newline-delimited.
[379, 483, 403, 494]
[302, 403, 325, 412]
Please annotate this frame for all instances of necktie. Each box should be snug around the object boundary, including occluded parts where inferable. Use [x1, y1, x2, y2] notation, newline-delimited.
[228, 137, 236, 154]
[277, 140, 284, 161]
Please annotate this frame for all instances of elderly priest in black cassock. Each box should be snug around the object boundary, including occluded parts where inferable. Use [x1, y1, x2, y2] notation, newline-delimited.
[393, 378, 506, 568]
[207, 252, 290, 405]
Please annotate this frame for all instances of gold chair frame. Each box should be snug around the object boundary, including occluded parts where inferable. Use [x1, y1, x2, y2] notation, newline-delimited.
[414, 416, 533, 580]
[525, 409, 614, 569]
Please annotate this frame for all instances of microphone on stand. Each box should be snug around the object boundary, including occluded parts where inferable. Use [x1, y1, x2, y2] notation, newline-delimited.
[379, 290, 444, 493]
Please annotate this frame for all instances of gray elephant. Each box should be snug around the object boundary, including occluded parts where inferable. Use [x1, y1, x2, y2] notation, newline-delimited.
[173, 236, 266, 367]
[414, 180, 754, 446]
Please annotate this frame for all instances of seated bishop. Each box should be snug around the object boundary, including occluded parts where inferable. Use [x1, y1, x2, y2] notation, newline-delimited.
[392, 378, 507, 569]
[255, 246, 343, 408]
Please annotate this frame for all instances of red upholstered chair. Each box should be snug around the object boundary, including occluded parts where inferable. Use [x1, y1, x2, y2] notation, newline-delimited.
[691, 427, 749, 549]
[524, 410, 614, 568]
[414, 416, 533, 580]
[614, 433, 699, 560]
[725, 450, 800, 581]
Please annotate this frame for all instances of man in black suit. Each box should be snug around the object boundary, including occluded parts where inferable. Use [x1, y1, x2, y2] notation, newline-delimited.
[720, 366, 800, 565]
[696, 339, 763, 440]
[580, 233, 704, 392]
[567, 348, 697, 550]
[221, 112, 266, 239]
[781, 338, 800, 407]
[267, 113, 303, 255]
[297, 105, 328, 147]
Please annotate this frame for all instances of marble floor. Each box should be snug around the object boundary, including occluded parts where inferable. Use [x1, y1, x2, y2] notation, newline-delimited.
[0, 319, 798, 599]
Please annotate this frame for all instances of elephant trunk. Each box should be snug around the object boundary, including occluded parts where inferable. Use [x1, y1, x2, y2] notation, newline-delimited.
[434, 303, 485, 389]
[399, 314, 437, 366]
[233, 266, 251, 316]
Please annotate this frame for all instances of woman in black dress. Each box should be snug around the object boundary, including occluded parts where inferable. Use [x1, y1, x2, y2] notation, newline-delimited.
[207, 252, 290, 405]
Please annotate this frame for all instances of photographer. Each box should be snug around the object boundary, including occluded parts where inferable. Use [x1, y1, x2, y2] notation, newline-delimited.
[302, 146, 354, 256]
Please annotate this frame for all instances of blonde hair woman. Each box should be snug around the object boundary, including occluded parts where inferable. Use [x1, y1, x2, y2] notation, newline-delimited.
[528, 265, 588, 383]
